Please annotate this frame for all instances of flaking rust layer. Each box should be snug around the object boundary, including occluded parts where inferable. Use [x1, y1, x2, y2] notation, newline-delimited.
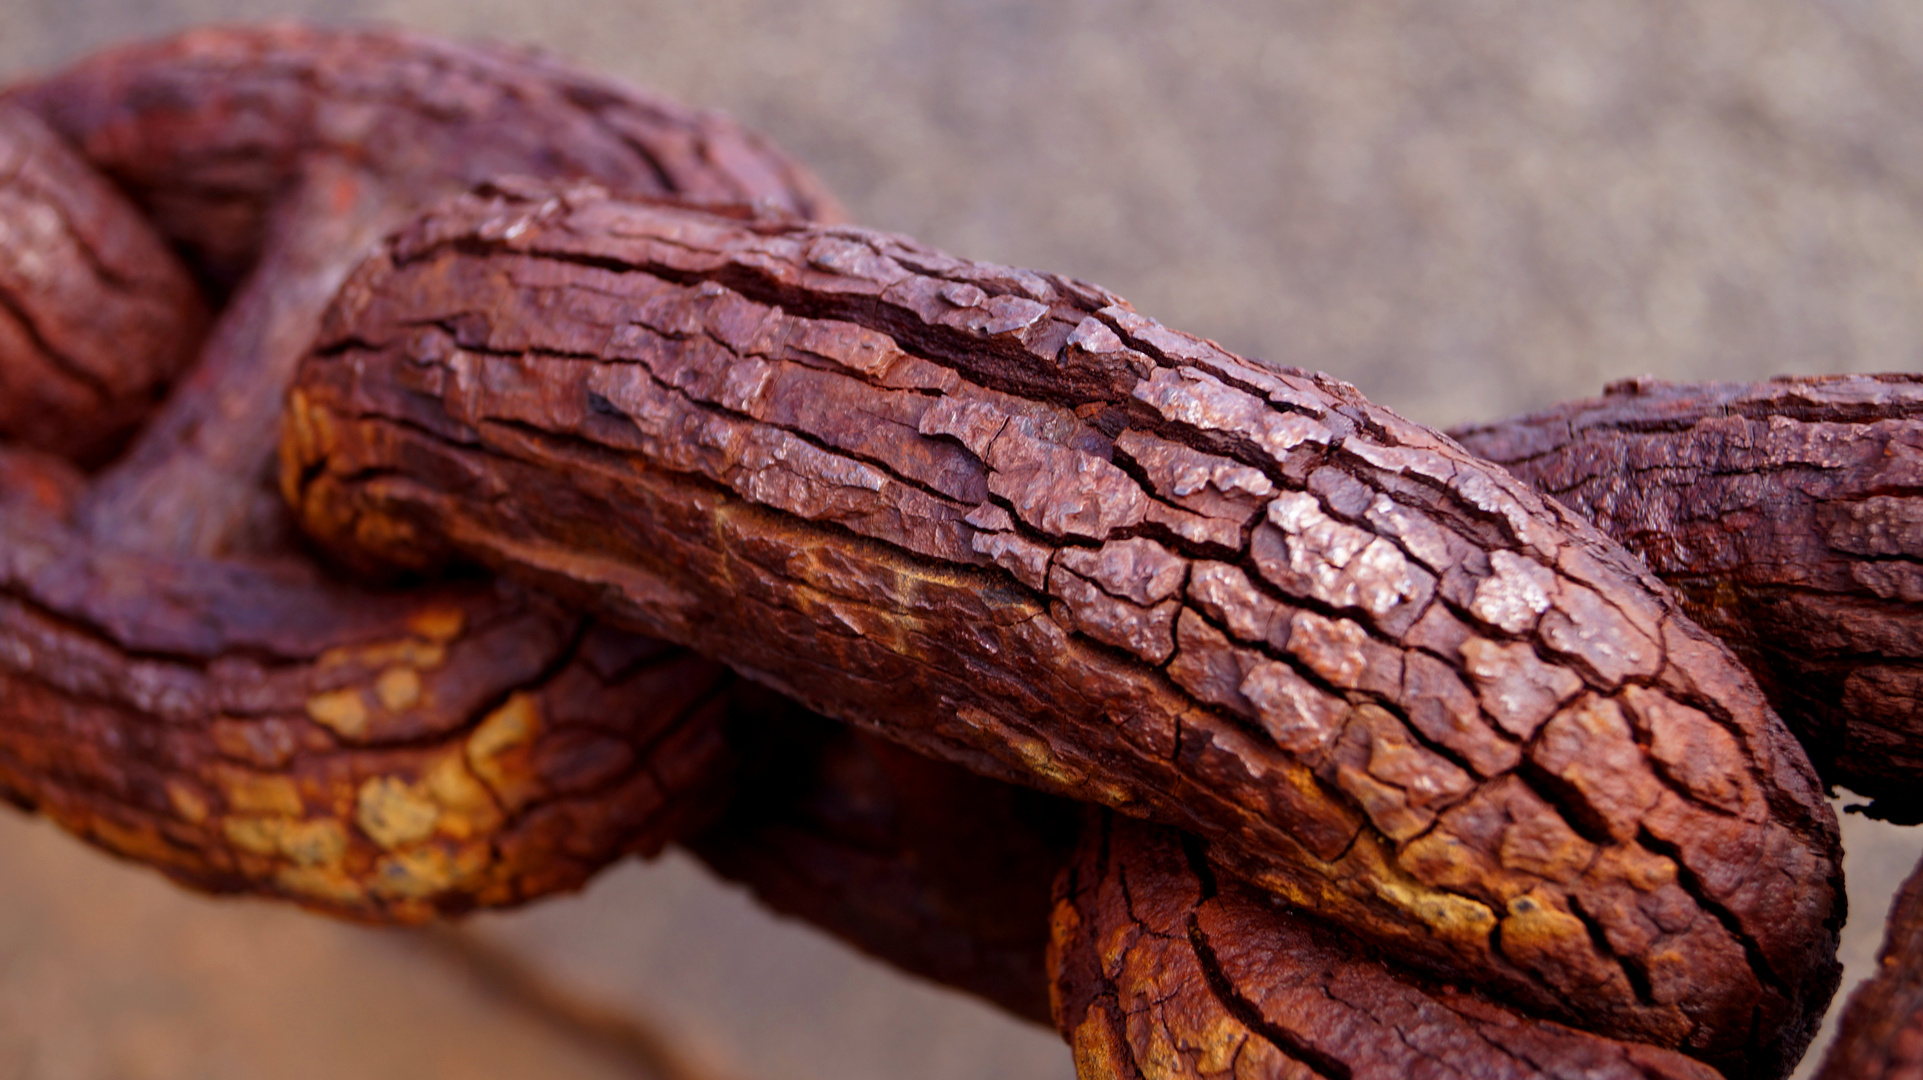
[288, 183, 1844, 1077]
[1455, 375, 1923, 817]
[0, 24, 844, 923]
[0, 446, 739, 920]
[5, 23, 840, 559]
[1051, 811, 1723, 1080]
[0, 103, 205, 465]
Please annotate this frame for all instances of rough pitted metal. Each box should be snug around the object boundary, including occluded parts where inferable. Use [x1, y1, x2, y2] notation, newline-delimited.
[0, 454, 738, 921]
[4, 23, 841, 560]
[1453, 376, 1923, 817]
[0, 103, 205, 465]
[1051, 812, 1724, 1080]
[285, 182, 1844, 1077]
[0, 26, 841, 924]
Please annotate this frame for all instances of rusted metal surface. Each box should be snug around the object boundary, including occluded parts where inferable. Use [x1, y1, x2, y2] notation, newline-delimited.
[5, 23, 840, 559]
[0, 26, 839, 922]
[5, 23, 840, 291]
[0, 479, 739, 921]
[8, 25, 1915, 1079]
[1050, 811, 1724, 1080]
[285, 182, 1843, 1076]
[0, 102, 205, 466]
[1454, 376, 1923, 819]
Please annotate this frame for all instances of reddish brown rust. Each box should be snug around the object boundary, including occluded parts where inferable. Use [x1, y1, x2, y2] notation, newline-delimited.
[0, 27, 845, 920]
[6, 23, 840, 289]
[0, 103, 206, 465]
[0, 443, 84, 519]
[285, 183, 1842, 1075]
[689, 703, 1077, 1024]
[1813, 851, 1923, 1080]
[5, 24, 839, 559]
[0, 445, 741, 921]
[1051, 812, 1723, 1080]
[1452, 376, 1923, 817]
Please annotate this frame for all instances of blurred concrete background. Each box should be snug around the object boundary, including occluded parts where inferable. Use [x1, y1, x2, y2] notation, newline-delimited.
[0, 1, 1919, 1078]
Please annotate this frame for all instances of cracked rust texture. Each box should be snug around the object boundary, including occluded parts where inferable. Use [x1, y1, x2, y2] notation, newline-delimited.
[1453, 375, 1923, 817]
[5, 23, 840, 291]
[0, 102, 206, 466]
[1050, 812, 1725, 1080]
[0, 26, 853, 922]
[688, 704, 1078, 1025]
[3, 23, 840, 559]
[1814, 850, 1923, 1080]
[286, 184, 1842, 1075]
[0, 442, 738, 921]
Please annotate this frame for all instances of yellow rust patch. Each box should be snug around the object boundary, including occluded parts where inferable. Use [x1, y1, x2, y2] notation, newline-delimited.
[1072, 1005, 1132, 1080]
[466, 692, 544, 813]
[1347, 833, 1498, 943]
[375, 666, 423, 711]
[224, 816, 348, 867]
[224, 816, 282, 856]
[423, 752, 503, 840]
[1139, 1019, 1180, 1078]
[166, 780, 210, 825]
[317, 638, 448, 674]
[469, 692, 539, 759]
[1589, 844, 1678, 893]
[308, 655, 436, 742]
[1239, 858, 1353, 916]
[1047, 900, 1083, 1021]
[406, 605, 467, 642]
[279, 819, 349, 866]
[282, 387, 328, 471]
[1200, 1016, 1252, 1076]
[1498, 890, 1591, 962]
[371, 842, 489, 901]
[218, 769, 306, 817]
[372, 846, 456, 899]
[356, 777, 440, 849]
[1373, 878, 1498, 941]
[1005, 729, 1086, 789]
[1096, 910, 1138, 980]
[305, 688, 370, 740]
[276, 864, 367, 907]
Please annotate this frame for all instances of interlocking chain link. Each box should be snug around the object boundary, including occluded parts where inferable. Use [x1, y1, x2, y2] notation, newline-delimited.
[4, 24, 1916, 1080]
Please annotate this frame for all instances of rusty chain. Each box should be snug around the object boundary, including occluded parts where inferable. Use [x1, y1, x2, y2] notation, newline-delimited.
[1, 24, 1919, 1080]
